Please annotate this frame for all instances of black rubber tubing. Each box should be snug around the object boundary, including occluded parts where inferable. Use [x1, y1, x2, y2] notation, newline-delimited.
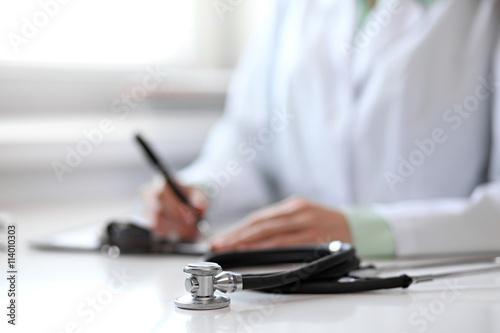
[241, 244, 356, 290]
[257, 274, 414, 294]
[203, 243, 414, 294]
[201, 244, 332, 269]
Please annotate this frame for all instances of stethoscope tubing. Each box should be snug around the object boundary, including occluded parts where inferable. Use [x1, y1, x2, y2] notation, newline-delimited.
[202, 243, 407, 294]
[202, 243, 500, 294]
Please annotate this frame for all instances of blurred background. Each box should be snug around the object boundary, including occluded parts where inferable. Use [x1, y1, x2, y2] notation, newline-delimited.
[0, 0, 273, 212]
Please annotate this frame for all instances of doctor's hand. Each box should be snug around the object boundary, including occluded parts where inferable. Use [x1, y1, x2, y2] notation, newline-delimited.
[210, 197, 352, 252]
[143, 178, 208, 241]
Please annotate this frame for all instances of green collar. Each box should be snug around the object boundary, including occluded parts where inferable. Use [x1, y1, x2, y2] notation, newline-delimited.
[357, 0, 437, 28]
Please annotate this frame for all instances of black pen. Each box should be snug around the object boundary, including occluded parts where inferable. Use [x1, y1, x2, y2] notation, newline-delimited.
[135, 133, 195, 210]
[135, 133, 211, 238]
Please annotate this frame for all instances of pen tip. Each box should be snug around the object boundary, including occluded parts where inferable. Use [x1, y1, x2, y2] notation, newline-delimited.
[135, 133, 145, 144]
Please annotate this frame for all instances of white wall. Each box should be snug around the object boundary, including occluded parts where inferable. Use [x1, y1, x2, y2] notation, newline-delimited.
[0, 0, 275, 209]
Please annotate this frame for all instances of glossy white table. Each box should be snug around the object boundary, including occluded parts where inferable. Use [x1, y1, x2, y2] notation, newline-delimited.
[2, 201, 500, 333]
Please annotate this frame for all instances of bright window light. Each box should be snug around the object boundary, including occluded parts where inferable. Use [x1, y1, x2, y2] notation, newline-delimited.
[0, 0, 196, 65]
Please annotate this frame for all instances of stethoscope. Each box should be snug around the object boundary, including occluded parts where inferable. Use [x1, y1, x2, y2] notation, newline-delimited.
[174, 241, 500, 310]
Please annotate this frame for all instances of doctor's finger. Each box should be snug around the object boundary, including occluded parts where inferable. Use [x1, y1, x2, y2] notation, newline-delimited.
[244, 197, 314, 226]
[211, 214, 313, 250]
[241, 229, 324, 250]
[153, 214, 198, 240]
[157, 199, 199, 226]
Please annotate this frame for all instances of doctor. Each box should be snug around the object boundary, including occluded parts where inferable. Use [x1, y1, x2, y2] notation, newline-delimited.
[146, 0, 500, 258]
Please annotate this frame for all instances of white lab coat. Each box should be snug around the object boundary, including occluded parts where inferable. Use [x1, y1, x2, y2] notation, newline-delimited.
[180, 0, 500, 257]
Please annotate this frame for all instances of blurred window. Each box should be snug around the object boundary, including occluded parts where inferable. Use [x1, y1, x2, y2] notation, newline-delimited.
[0, 0, 196, 65]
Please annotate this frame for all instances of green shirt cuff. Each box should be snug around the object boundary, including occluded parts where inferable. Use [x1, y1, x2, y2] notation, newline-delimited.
[342, 207, 396, 258]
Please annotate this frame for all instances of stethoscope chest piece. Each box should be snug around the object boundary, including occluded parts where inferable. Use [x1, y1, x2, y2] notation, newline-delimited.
[174, 262, 231, 310]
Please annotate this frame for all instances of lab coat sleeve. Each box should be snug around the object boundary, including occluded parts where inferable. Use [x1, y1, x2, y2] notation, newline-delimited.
[354, 35, 500, 258]
[373, 183, 500, 257]
[178, 2, 282, 222]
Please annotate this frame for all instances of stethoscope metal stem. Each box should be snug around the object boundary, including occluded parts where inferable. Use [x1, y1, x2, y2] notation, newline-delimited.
[411, 265, 500, 284]
[353, 256, 500, 278]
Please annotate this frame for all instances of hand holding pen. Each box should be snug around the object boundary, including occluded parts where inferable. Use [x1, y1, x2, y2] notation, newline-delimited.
[136, 134, 210, 241]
